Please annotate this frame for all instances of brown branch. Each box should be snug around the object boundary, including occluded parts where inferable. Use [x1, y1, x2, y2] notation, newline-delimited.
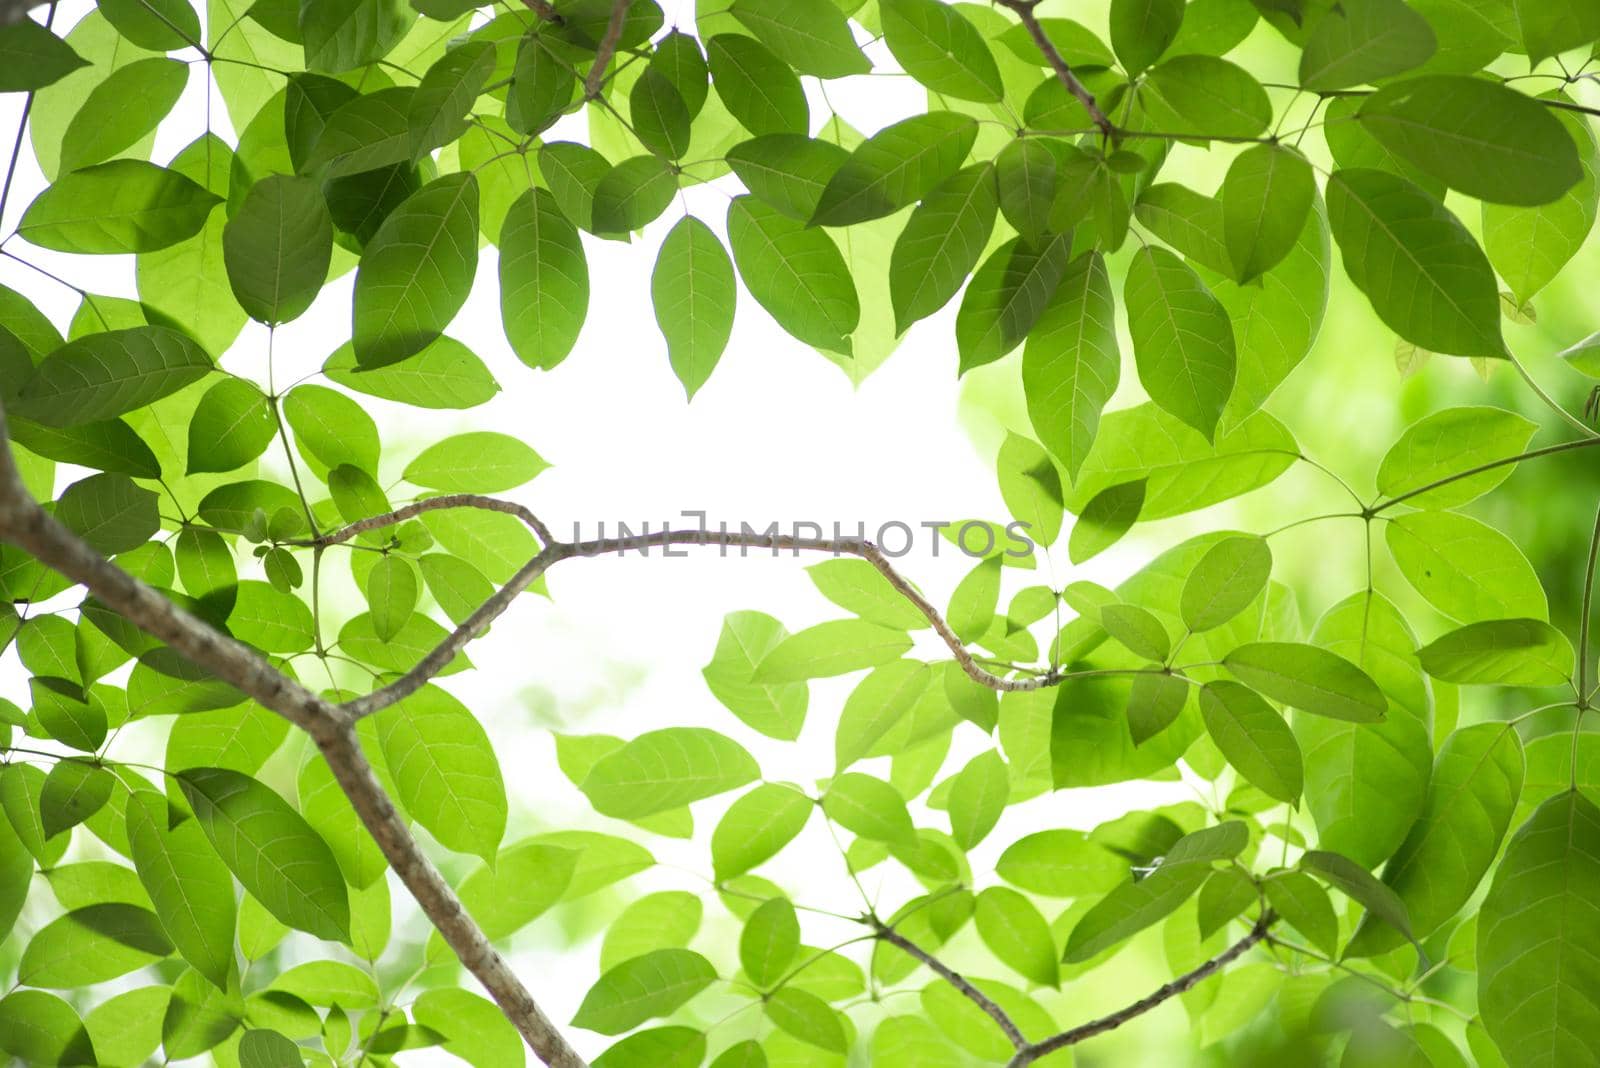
[522, 0, 564, 24]
[872, 919, 1029, 1050]
[344, 523, 1064, 720]
[995, 0, 1115, 139]
[584, 0, 630, 99]
[0, 405, 588, 1068]
[1005, 913, 1275, 1066]
[303, 493, 554, 550]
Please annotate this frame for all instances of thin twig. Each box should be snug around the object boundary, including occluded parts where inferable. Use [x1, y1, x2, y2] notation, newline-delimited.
[0, 1, 55, 226]
[1006, 914, 1274, 1065]
[872, 919, 1029, 1050]
[0, 403, 588, 1068]
[522, 0, 563, 24]
[995, 0, 1115, 138]
[1369, 437, 1600, 514]
[302, 493, 554, 549]
[1511, 353, 1599, 439]
[584, 0, 630, 99]
[1579, 499, 1600, 705]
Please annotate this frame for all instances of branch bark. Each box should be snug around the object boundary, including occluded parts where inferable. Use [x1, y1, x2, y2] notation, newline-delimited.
[872, 919, 1029, 1050]
[1004, 913, 1275, 1066]
[995, 0, 1116, 139]
[584, 0, 631, 98]
[0, 405, 589, 1068]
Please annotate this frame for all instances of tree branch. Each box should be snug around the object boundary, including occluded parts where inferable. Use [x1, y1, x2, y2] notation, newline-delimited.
[0, 405, 588, 1068]
[344, 522, 1065, 720]
[871, 918, 1029, 1051]
[1005, 913, 1275, 1066]
[521, 0, 564, 24]
[995, 0, 1116, 139]
[303, 493, 554, 549]
[584, 0, 630, 98]
[1369, 436, 1600, 514]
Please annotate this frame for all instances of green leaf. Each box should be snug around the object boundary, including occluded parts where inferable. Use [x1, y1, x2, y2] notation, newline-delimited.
[880, 0, 1002, 102]
[601, 891, 703, 973]
[730, 0, 869, 78]
[957, 232, 1074, 374]
[1065, 861, 1208, 962]
[592, 156, 677, 233]
[754, 619, 913, 681]
[0, 990, 97, 1065]
[1023, 251, 1120, 482]
[365, 555, 417, 642]
[20, 903, 172, 987]
[13, 326, 211, 426]
[441, 840, 577, 947]
[997, 432, 1063, 549]
[765, 988, 846, 1052]
[947, 749, 1008, 850]
[1181, 534, 1271, 633]
[238, 1029, 302, 1068]
[1485, 99, 1600, 304]
[1101, 604, 1171, 662]
[822, 772, 915, 847]
[1221, 144, 1315, 283]
[1299, 849, 1413, 943]
[949, 556, 1002, 643]
[1264, 871, 1338, 958]
[378, 686, 507, 863]
[996, 139, 1057, 245]
[127, 791, 236, 989]
[282, 383, 379, 475]
[38, 760, 112, 838]
[1376, 406, 1538, 507]
[323, 336, 500, 408]
[740, 896, 799, 988]
[571, 948, 717, 1035]
[408, 40, 496, 159]
[1142, 56, 1271, 139]
[653, 215, 736, 398]
[1478, 790, 1600, 1066]
[580, 727, 759, 820]
[995, 828, 1129, 898]
[1417, 618, 1575, 687]
[701, 611, 809, 740]
[1358, 76, 1583, 206]
[299, 0, 408, 72]
[19, 160, 221, 254]
[353, 171, 479, 367]
[812, 112, 977, 227]
[836, 661, 931, 770]
[1128, 672, 1189, 746]
[56, 472, 159, 555]
[31, 677, 106, 751]
[1325, 168, 1504, 358]
[1110, 0, 1184, 75]
[6, 416, 160, 480]
[223, 175, 333, 325]
[594, 1027, 706, 1067]
[186, 378, 276, 474]
[1348, 723, 1523, 957]
[889, 164, 998, 334]
[1199, 680, 1303, 803]
[178, 767, 351, 942]
[506, 34, 575, 135]
[975, 886, 1058, 987]
[301, 86, 413, 178]
[1386, 511, 1546, 623]
[1125, 245, 1236, 440]
[708, 34, 808, 137]
[59, 58, 188, 173]
[0, 21, 88, 92]
[632, 67, 691, 159]
[1067, 478, 1144, 563]
[404, 432, 546, 493]
[725, 134, 849, 220]
[1223, 642, 1388, 722]
[499, 187, 589, 371]
[712, 782, 813, 881]
[1299, 0, 1436, 90]
[1198, 867, 1256, 937]
[414, 989, 525, 1068]
[727, 194, 857, 354]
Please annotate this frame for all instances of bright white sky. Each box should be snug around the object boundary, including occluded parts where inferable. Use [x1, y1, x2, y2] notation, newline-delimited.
[0, 2, 1200, 1056]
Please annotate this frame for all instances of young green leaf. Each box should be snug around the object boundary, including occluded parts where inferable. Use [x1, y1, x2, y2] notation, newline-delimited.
[1068, 478, 1145, 563]
[957, 232, 1074, 374]
[996, 139, 1057, 245]
[725, 134, 850, 221]
[1485, 100, 1600, 304]
[571, 948, 717, 1035]
[880, 0, 1002, 102]
[1141, 56, 1271, 139]
[19, 903, 172, 987]
[753, 619, 912, 682]
[765, 989, 847, 1052]
[352, 172, 479, 368]
[1417, 618, 1575, 687]
[947, 749, 1008, 850]
[499, 187, 589, 372]
[1221, 144, 1315, 283]
[653, 215, 736, 399]
[1298, 0, 1436, 91]
[889, 163, 998, 334]
[1125, 245, 1236, 440]
[727, 195, 858, 355]
[1376, 406, 1538, 507]
[223, 175, 333, 325]
[126, 791, 235, 989]
[740, 896, 799, 988]
[579, 727, 759, 820]
[322, 336, 500, 409]
[1358, 76, 1583, 206]
[1065, 862, 1208, 962]
[1386, 510, 1546, 623]
[1263, 871, 1337, 958]
[59, 58, 188, 173]
[730, 0, 869, 79]
[38, 760, 112, 838]
[701, 610, 809, 740]
[1128, 672, 1189, 746]
[1023, 251, 1120, 482]
[12, 326, 211, 427]
[1109, 0, 1184, 75]
[812, 112, 978, 227]
[708, 34, 808, 137]
[1325, 168, 1505, 358]
[1299, 849, 1412, 943]
[1199, 680, 1303, 803]
[1478, 790, 1600, 1066]
[1181, 534, 1270, 632]
[404, 432, 547, 493]
[975, 886, 1058, 988]
[1101, 604, 1171, 662]
[821, 773, 916, 847]
[711, 783, 813, 882]
[835, 660, 931, 770]
[178, 767, 351, 942]
[19, 160, 222, 254]
[408, 40, 496, 160]
[186, 378, 276, 474]
[300, 0, 409, 74]
[631, 67, 692, 159]
[1223, 642, 1387, 722]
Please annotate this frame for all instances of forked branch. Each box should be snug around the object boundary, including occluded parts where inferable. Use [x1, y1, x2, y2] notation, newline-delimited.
[995, 0, 1116, 138]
